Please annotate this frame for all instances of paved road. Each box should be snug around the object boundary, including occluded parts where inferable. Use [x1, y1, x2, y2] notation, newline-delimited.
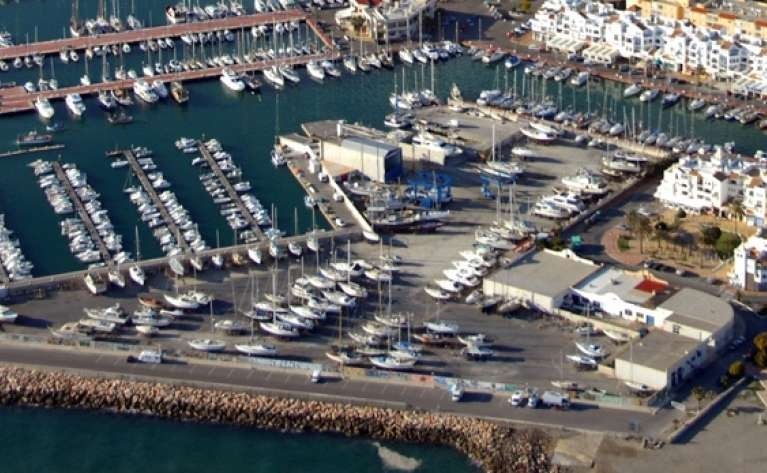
[0, 343, 676, 436]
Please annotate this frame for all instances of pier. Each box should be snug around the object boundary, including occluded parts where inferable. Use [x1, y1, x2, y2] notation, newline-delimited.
[0, 144, 65, 159]
[0, 10, 311, 61]
[196, 142, 266, 241]
[51, 161, 114, 269]
[120, 149, 191, 254]
[0, 52, 333, 115]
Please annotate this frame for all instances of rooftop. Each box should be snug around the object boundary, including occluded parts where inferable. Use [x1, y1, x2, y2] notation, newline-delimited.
[573, 267, 669, 306]
[486, 249, 600, 299]
[659, 288, 734, 334]
[615, 330, 701, 372]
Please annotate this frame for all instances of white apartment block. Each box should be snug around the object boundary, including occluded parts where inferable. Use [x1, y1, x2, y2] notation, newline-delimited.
[335, 0, 436, 42]
[531, 0, 767, 83]
[731, 232, 767, 290]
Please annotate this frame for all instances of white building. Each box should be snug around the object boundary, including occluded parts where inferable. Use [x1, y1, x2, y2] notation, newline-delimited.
[335, 0, 436, 42]
[653, 147, 764, 217]
[730, 231, 767, 290]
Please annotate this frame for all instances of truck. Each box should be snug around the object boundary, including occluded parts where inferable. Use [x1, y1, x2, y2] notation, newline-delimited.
[541, 391, 570, 409]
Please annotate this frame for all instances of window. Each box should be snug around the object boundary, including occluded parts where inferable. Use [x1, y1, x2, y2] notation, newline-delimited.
[672, 324, 680, 334]
[624, 309, 633, 316]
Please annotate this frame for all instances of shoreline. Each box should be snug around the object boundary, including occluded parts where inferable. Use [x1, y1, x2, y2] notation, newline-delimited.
[0, 366, 552, 473]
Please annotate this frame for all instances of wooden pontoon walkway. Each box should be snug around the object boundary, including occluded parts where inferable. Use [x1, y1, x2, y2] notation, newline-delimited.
[51, 161, 115, 269]
[197, 142, 266, 241]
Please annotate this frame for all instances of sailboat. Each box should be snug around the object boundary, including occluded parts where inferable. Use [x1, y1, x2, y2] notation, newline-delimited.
[211, 230, 224, 268]
[260, 268, 299, 338]
[129, 226, 146, 286]
[188, 301, 227, 352]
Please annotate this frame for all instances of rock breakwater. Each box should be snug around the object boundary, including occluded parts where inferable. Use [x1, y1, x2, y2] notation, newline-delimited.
[0, 367, 551, 472]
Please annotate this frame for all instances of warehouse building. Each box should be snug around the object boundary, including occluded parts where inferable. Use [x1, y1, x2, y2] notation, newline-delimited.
[482, 249, 601, 313]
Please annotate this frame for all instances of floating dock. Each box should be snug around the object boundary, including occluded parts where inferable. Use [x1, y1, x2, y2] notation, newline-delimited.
[0, 144, 65, 159]
[51, 161, 115, 268]
[197, 142, 266, 241]
[120, 149, 191, 253]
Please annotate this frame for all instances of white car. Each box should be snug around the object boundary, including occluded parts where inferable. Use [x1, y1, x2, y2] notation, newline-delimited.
[310, 369, 322, 383]
[334, 217, 346, 227]
[332, 192, 344, 202]
[509, 390, 528, 407]
[527, 391, 540, 409]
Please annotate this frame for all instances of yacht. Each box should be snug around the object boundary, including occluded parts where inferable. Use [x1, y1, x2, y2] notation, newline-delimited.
[188, 339, 226, 352]
[688, 98, 706, 112]
[639, 89, 659, 102]
[133, 79, 159, 103]
[398, 48, 414, 65]
[220, 67, 245, 92]
[83, 273, 107, 295]
[97, 90, 117, 110]
[170, 81, 190, 104]
[661, 92, 681, 108]
[129, 265, 146, 286]
[65, 93, 86, 117]
[532, 201, 570, 219]
[164, 293, 200, 310]
[260, 320, 300, 338]
[152, 80, 169, 99]
[263, 66, 285, 88]
[623, 83, 642, 98]
[570, 71, 588, 87]
[235, 342, 278, 357]
[306, 61, 325, 81]
[343, 55, 357, 73]
[34, 96, 55, 119]
[279, 65, 301, 84]
[561, 169, 608, 194]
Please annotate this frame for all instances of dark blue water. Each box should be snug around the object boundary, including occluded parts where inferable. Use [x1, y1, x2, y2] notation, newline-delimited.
[0, 406, 479, 472]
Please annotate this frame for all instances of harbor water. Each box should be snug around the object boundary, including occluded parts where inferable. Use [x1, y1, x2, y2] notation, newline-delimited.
[0, 406, 479, 473]
[0, 0, 764, 279]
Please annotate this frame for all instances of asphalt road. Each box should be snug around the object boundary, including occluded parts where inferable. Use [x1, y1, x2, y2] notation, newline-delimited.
[0, 342, 676, 437]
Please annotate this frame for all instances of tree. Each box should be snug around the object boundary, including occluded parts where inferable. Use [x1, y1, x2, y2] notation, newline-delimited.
[701, 225, 722, 246]
[728, 360, 745, 379]
[350, 16, 365, 33]
[637, 215, 652, 254]
[755, 350, 767, 369]
[715, 232, 741, 259]
[654, 221, 669, 250]
[728, 199, 745, 236]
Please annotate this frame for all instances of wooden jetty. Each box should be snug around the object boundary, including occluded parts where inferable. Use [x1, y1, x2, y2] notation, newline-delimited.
[0, 10, 309, 61]
[196, 142, 266, 241]
[51, 161, 114, 268]
[120, 149, 191, 253]
[0, 52, 333, 115]
[0, 144, 65, 159]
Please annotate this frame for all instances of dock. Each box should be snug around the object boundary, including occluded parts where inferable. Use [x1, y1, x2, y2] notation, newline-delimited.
[51, 161, 114, 268]
[0, 10, 309, 61]
[0, 144, 65, 159]
[120, 149, 191, 253]
[0, 52, 333, 115]
[197, 142, 266, 241]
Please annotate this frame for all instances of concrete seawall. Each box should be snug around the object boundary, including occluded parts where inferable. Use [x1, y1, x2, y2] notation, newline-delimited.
[0, 367, 552, 473]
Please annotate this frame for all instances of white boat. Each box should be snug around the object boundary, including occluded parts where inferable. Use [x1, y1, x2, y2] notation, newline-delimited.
[575, 341, 608, 358]
[247, 247, 263, 264]
[214, 319, 248, 333]
[77, 318, 117, 333]
[287, 241, 302, 257]
[624, 381, 654, 394]
[279, 65, 301, 84]
[188, 338, 226, 352]
[135, 325, 159, 336]
[567, 354, 597, 367]
[65, 93, 86, 116]
[168, 257, 185, 276]
[398, 49, 414, 65]
[532, 201, 570, 219]
[133, 79, 159, 103]
[424, 320, 459, 335]
[0, 305, 19, 323]
[306, 61, 325, 81]
[623, 83, 642, 98]
[107, 270, 125, 288]
[129, 265, 146, 286]
[326, 349, 366, 366]
[603, 329, 630, 343]
[434, 279, 462, 293]
[561, 169, 608, 194]
[457, 333, 492, 347]
[521, 127, 555, 143]
[639, 89, 659, 102]
[263, 66, 285, 88]
[570, 71, 588, 87]
[363, 230, 380, 243]
[235, 343, 278, 356]
[220, 67, 245, 92]
[34, 96, 55, 119]
[84, 273, 107, 295]
[260, 321, 300, 337]
[164, 293, 200, 310]
[339, 281, 368, 298]
[424, 286, 452, 300]
[369, 354, 416, 370]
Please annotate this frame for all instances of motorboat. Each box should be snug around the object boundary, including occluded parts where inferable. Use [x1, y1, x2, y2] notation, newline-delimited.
[639, 89, 659, 102]
[135, 325, 159, 336]
[561, 169, 608, 194]
[34, 96, 55, 119]
[461, 345, 494, 360]
[306, 61, 325, 81]
[188, 338, 226, 352]
[532, 201, 570, 219]
[0, 305, 19, 323]
[263, 66, 285, 88]
[369, 354, 416, 370]
[220, 67, 245, 92]
[247, 246, 262, 264]
[65, 93, 87, 117]
[603, 329, 630, 343]
[661, 92, 681, 108]
[279, 65, 301, 84]
[520, 127, 555, 143]
[214, 319, 248, 333]
[133, 79, 159, 103]
[338, 281, 368, 298]
[624, 381, 654, 394]
[77, 318, 117, 333]
[97, 90, 117, 110]
[570, 71, 588, 87]
[83, 273, 107, 295]
[425, 286, 452, 300]
[15, 130, 53, 146]
[457, 333, 492, 348]
[504, 55, 521, 69]
[567, 354, 598, 368]
[260, 320, 300, 338]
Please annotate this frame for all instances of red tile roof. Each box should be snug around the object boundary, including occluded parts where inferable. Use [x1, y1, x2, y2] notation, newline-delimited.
[635, 278, 668, 294]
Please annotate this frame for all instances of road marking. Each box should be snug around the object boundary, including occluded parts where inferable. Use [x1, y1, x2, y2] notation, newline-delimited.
[208, 367, 216, 375]
[227, 369, 234, 378]
[96, 355, 103, 363]
[113, 358, 121, 366]
[266, 371, 273, 381]
[419, 388, 426, 399]
[400, 387, 407, 396]
[361, 383, 367, 393]
[381, 385, 388, 394]
[247, 370, 254, 379]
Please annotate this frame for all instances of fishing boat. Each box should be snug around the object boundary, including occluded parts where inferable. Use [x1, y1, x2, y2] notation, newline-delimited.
[15, 130, 53, 146]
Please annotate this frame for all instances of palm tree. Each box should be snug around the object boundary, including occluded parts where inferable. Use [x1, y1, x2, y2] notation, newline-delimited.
[637, 216, 652, 254]
[728, 200, 745, 236]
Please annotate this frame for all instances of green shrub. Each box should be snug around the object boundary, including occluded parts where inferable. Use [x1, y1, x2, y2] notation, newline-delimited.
[728, 361, 745, 379]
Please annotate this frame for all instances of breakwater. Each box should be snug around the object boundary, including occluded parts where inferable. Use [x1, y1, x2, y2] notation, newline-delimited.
[0, 367, 552, 473]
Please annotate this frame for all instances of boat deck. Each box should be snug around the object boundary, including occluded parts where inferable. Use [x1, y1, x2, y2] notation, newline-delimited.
[51, 161, 115, 269]
[120, 149, 192, 254]
[196, 141, 266, 241]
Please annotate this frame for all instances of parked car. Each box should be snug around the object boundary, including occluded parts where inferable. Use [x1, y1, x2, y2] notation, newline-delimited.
[527, 391, 540, 409]
[509, 390, 528, 407]
[310, 369, 322, 383]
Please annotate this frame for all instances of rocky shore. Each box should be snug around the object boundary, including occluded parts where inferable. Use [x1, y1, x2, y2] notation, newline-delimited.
[0, 367, 552, 472]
